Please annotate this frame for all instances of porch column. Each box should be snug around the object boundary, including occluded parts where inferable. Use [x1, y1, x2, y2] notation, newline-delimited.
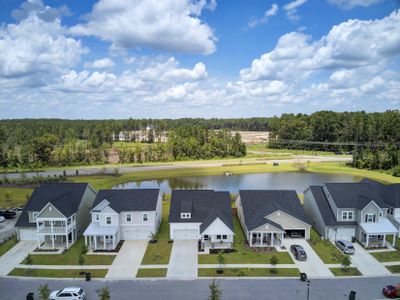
[383, 234, 386, 247]
[37, 235, 41, 249]
[366, 234, 369, 247]
[112, 234, 115, 249]
[94, 236, 97, 250]
[281, 232, 284, 241]
[249, 232, 252, 247]
[271, 233, 274, 246]
[50, 220, 54, 234]
[66, 234, 69, 249]
[260, 233, 263, 246]
[103, 235, 106, 249]
[51, 235, 55, 249]
[85, 235, 87, 246]
[393, 234, 396, 247]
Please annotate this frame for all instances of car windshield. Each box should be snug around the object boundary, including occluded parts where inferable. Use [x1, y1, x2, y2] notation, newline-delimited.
[347, 245, 354, 249]
[78, 289, 83, 295]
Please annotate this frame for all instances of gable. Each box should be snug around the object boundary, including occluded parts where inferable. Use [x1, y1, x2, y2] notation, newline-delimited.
[202, 217, 234, 235]
[92, 199, 110, 212]
[361, 200, 382, 215]
[267, 210, 311, 229]
[99, 205, 118, 214]
[37, 203, 65, 219]
[252, 221, 284, 232]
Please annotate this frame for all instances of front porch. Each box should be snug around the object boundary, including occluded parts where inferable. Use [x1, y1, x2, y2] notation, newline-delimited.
[249, 231, 284, 248]
[84, 222, 119, 251]
[37, 230, 76, 250]
[359, 219, 397, 248]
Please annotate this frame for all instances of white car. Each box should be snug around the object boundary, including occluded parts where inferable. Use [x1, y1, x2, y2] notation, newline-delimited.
[49, 287, 86, 300]
[0, 216, 5, 223]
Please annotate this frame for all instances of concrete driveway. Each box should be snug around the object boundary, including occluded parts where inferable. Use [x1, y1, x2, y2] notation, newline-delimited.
[106, 240, 148, 279]
[0, 213, 20, 243]
[350, 243, 391, 276]
[167, 240, 198, 279]
[0, 241, 36, 276]
[284, 239, 333, 278]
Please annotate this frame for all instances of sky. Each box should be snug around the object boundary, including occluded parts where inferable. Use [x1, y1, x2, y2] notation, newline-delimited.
[0, 0, 399, 119]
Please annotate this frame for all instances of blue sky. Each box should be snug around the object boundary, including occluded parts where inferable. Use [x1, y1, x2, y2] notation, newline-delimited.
[0, 0, 399, 119]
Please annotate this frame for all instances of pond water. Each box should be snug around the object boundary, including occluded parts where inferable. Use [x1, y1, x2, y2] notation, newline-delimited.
[114, 172, 361, 194]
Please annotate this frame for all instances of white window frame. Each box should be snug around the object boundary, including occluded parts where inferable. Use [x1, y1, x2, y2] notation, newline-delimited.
[126, 213, 132, 222]
[342, 211, 354, 221]
[222, 235, 227, 240]
[106, 216, 112, 225]
[366, 214, 375, 223]
[142, 213, 148, 222]
[180, 213, 191, 219]
[95, 214, 99, 221]
[379, 212, 383, 218]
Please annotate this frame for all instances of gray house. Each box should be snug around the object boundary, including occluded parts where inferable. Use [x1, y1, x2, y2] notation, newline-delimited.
[236, 190, 311, 247]
[15, 183, 97, 249]
[304, 181, 397, 248]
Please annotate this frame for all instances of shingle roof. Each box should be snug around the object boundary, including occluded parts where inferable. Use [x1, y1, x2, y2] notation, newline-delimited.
[239, 190, 310, 231]
[361, 178, 400, 208]
[308, 186, 357, 227]
[169, 190, 234, 233]
[92, 189, 160, 212]
[324, 182, 388, 209]
[16, 183, 90, 228]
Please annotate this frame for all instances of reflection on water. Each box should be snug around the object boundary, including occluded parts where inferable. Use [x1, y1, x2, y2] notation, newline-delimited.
[114, 172, 361, 194]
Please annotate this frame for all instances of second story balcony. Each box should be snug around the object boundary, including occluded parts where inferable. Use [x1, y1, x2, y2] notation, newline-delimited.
[37, 220, 76, 234]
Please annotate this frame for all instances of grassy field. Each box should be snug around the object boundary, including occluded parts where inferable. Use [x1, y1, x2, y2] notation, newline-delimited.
[198, 267, 300, 277]
[20, 237, 115, 265]
[308, 229, 345, 263]
[198, 217, 293, 264]
[0, 237, 18, 257]
[247, 144, 337, 156]
[136, 268, 167, 278]
[329, 267, 362, 276]
[0, 187, 33, 208]
[141, 201, 173, 265]
[8, 268, 108, 278]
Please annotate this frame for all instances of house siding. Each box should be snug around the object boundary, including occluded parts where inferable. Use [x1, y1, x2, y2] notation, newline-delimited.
[359, 201, 382, 224]
[37, 204, 65, 219]
[76, 185, 97, 236]
[303, 188, 327, 237]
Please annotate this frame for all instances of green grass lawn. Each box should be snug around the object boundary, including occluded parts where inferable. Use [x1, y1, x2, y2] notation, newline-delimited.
[0, 187, 33, 208]
[141, 201, 173, 265]
[308, 229, 345, 263]
[0, 237, 18, 257]
[198, 267, 300, 277]
[8, 268, 108, 278]
[20, 237, 115, 265]
[386, 265, 400, 274]
[329, 267, 362, 276]
[198, 217, 293, 264]
[136, 268, 167, 278]
[371, 250, 400, 262]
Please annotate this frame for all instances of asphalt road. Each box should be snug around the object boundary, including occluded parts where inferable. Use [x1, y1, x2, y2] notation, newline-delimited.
[0, 276, 397, 300]
[2, 155, 351, 179]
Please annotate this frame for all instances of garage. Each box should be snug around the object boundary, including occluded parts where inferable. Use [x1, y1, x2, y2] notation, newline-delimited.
[18, 228, 37, 241]
[328, 227, 355, 241]
[121, 228, 151, 240]
[285, 229, 306, 238]
[172, 229, 198, 240]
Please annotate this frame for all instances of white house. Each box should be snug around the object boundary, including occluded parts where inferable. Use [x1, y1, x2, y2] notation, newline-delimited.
[236, 190, 311, 248]
[169, 190, 234, 251]
[83, 189, 161, 251]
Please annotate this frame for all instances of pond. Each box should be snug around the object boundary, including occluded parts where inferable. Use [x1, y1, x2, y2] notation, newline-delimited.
[114, 171, 361, 194]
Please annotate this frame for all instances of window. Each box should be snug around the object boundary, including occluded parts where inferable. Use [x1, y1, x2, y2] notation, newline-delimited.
[204, 235, 209, 240]
[106, 216, 111, 225]
[95, 214, 99, 221]
[126, 213, 132, 222]
[379, 212, 383, 218]
[143, 213, 148, 222]
[342, 211, 354, 220]
[365, 214, 376, 223]
[222, 235, 227, 240]
[180, 213, 191, 219]
[217, 235, 222, 239]
[390, 208, 394, 215]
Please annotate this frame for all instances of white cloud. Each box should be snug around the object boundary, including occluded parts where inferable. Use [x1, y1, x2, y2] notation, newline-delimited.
[283, 0, 307, 21]
[0, 0, 86, 86]
[248, 4, 279, 28]
[70, 0, 217, 55]
[328, 0, 383, 10]
[84, 58, 115, 69]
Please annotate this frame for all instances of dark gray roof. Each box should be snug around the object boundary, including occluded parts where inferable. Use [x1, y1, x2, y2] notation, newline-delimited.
[92, 189, 160, 212]
[324, 182, 388, 209]
[239, 190, 310, 231]
[361, 178, 400, 208]
[16, 183, 90, 228]
[309, 186, 357, 227]
[169, 190, 234, 233]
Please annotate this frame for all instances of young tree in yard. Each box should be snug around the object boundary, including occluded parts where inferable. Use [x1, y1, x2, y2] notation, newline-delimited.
[217, 250, 225, 271]
[341, 255, 351, 271]
[81, 244, 88, 255]
[78, 253, 85, 272]
[270, 255, 279, 273]
[97, 287, 111, 300]
[26, 254, 33, 274]
[208, 279, 222, 300]
[38, 284, 50, 300]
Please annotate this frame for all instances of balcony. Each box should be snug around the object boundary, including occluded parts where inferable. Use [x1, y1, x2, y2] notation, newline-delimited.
[37, 222, 75, 234]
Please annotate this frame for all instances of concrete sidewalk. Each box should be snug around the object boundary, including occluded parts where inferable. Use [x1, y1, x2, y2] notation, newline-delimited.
[197, 264, 297, 268]
[0, 241, 36, 276]
[16, 264, 110, 270]
[106, 240, 148, 279]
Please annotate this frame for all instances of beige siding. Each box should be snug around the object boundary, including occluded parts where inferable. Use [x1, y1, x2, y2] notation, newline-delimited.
[37, 203, 65, 219]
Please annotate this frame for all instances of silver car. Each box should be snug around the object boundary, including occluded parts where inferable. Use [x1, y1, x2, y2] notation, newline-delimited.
[50, 287, 86, 300]
[335, 240, 355, 254]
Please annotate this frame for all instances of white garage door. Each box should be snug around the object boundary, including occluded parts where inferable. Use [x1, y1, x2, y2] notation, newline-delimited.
[328, 228, 355, 241]
[173, 229, 198, 240]
[122, 229, 151, 240]
[19, 229, 37, 241]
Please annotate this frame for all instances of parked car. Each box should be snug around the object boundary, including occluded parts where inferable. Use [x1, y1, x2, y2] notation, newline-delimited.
[335, 240, 355, 254]
[17, 206, 24, 211]
[0, 210, 16, 219]
[290, 245, 307, 261]
[383, 284, 400, 298]
[49, 287, 86, 300]
[0, 216, 5, 223]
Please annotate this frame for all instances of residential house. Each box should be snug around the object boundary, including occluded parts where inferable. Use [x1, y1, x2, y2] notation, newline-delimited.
[15, 183, 96, 249]
[304, 180, 398, 248]
[236, 190, 311, 247]
[84, 189, 162, 251]
[169, 190, 234, 251]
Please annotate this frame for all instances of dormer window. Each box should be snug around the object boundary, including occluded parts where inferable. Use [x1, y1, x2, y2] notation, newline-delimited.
[342, 211, 354, 220]
[181, 213, 191, 219]
[365, 214, 376, 223]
